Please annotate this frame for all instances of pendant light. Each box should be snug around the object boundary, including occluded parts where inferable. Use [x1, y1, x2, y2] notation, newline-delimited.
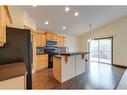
[88, 24, 93, 42]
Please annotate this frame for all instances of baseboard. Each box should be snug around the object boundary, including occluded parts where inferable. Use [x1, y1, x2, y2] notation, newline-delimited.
[113, 64, 127, 68]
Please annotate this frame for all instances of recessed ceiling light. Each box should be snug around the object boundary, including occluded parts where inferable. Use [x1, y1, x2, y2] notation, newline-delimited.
[74, 12, 79, 16]
[65, 7, 70, 12]
[62, 26, 66, 30]
[45, 21, 49, 25]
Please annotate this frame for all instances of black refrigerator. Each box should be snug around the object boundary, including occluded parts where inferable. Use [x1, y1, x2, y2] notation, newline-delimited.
[0, 26, 33, 89]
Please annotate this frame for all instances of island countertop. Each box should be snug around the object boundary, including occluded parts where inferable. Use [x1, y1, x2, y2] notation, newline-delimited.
[56, 51, 90, 56]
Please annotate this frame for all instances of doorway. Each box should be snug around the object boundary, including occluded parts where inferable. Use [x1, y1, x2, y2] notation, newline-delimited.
[89, 37, 113, 64]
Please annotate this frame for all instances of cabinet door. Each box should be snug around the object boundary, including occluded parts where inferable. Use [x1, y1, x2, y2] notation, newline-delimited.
[57, 35, 61, 46]
[36, 54, 48, 69]
[36, 33, 46, 47]
[57, 36, 65, 47]
[4, 6, 12, 25]
[53, 33, 57, 41]
[53, 57, 61, 82]
[46, 32, 53, 41]
[0, 6, 11, 46]
[0, 6, 2, 44]
[0, 6, 6, 44]
[41, 33, 46, 47]
[60, 36, 65, 47]
[36, 33, 41, 47]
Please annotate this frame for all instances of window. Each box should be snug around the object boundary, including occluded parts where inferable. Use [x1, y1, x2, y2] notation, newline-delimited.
[89, 37, 112, 64]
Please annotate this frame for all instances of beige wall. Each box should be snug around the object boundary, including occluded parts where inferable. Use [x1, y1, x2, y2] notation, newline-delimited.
[23, 11, 36, 30]
[59, 34, 80, 52]
[8, 6, 36, 30]
[8, 6, 24, 26]
[79, 16, 127, 67]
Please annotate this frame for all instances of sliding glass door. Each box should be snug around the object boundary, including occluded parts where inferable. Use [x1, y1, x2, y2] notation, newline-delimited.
[89, 37, 112, 64]
[89, 40, 99, 62]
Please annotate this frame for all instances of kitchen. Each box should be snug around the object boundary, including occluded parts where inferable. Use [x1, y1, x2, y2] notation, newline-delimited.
[0, 5, 127, 89]
[0, 5, 89, 89]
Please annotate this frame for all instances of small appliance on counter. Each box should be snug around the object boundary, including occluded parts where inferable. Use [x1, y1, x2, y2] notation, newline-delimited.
[36, 47, 45, 55]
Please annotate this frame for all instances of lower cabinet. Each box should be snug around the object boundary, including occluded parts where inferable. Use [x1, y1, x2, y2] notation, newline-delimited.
[36, 54, 48, 70]
[53, 57, 61, 82]
[53, 55, 86, 83]
[0, 75, 26, 89]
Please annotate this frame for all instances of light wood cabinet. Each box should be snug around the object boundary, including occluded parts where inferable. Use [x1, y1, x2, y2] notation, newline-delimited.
[52, 33, 57, 41]
[57, 35, 65, 47]
[0, 6, 12, 46]
[53, 57, 61, 82]
[4, 6, 12, 25]
[36, 54, 48, 70]
[35, 33, 46, 47]
[60, 36, 65, 47]
[0, 75, 26, 89]
[41, 33, 46, 47]
[0, 6, 6, 45]
[35, 32, 65, 47]
[35, 33, 41, 47]
[46, 32, 53, 41]
[57, 35, 61, 46]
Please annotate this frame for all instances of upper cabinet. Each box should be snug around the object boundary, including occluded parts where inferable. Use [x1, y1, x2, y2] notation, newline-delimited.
[41, 33, 46, 47]
[60, 36, 65, 47]
[57, 35, 65, 47]
[0, 6, 12, 46]
[35, 33, 46, 47]
[35, 32, 65, 47]
[45, 32, 53, 41]
[52, 33, 57, 41]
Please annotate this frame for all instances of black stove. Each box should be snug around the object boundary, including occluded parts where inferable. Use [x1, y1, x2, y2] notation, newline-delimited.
[44, 41, 59, 68]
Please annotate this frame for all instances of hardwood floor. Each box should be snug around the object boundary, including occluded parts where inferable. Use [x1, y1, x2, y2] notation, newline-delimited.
[32, 62, 126, 89]
[32, 68, 61, 89]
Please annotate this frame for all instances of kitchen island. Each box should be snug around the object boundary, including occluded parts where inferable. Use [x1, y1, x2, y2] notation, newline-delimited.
[53, 51, 89, 83]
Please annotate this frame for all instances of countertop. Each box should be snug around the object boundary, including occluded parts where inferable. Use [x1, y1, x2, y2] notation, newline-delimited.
[54, 51, 89, 58]
[58, 51, 90, 56]
[36, 51, 89, 56]
[0, 62, 27, 81]
[36, 53, 47, 55]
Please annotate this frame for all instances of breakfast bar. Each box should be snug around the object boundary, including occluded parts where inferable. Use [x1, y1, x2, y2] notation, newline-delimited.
[53, 52, 89, 83]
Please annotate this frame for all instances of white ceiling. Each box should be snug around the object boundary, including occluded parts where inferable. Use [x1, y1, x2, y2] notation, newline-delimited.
[20, 6, 127, 36]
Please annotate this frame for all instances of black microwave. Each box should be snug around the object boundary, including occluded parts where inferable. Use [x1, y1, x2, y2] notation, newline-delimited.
[46, 40, 57, 46]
